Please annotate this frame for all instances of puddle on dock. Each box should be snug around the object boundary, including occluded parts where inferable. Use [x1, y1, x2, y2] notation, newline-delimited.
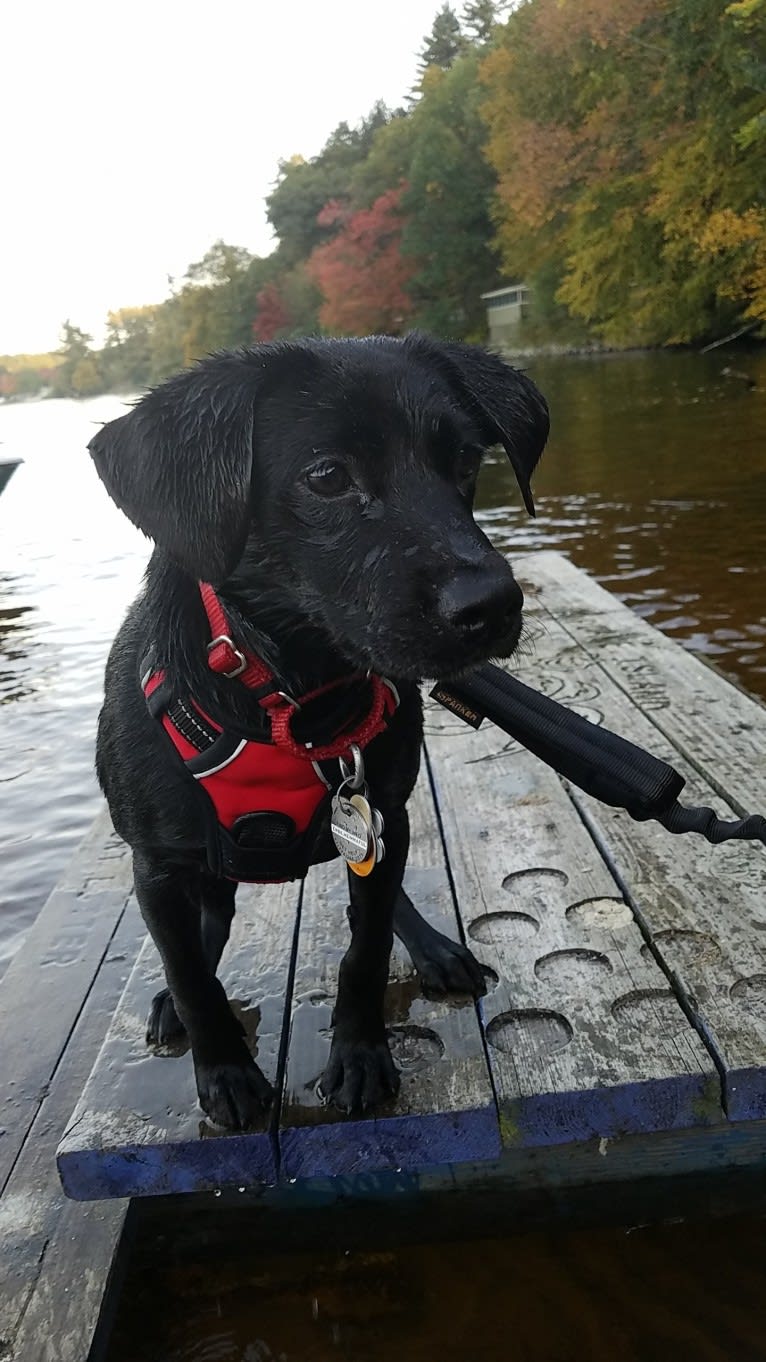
[107, 1213, 766, 1362]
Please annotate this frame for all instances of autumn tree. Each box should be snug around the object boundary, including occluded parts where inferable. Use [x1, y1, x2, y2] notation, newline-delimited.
[481, 0, 766, 344]
[266, 106, 393, 267]
[253, 281, 291, 341]
[307, 188, 415, 334]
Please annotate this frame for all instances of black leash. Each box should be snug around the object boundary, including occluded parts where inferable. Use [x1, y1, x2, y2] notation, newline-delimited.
[432, 664, 766, 848]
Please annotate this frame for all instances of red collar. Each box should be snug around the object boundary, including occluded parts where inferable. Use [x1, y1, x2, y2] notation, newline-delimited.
[198, 582, 397, 762]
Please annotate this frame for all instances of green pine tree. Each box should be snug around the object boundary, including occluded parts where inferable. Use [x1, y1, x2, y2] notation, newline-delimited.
[418, 4, 467, 74]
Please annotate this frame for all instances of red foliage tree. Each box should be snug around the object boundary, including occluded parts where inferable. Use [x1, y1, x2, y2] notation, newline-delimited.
[252, 281, 291, 342]
[307, 187, 415, 335]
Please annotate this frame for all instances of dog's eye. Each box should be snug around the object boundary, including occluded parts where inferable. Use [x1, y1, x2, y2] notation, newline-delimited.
[456, 447, 484, 487]
[306, 460, 353, 497]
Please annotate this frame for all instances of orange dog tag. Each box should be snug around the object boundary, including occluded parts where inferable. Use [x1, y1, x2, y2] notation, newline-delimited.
[349, 848, 377, 877]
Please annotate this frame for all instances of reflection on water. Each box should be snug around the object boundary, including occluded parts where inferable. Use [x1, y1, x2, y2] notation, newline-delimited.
[108, 1213, 766, 1362]
[475, 349, 766, 698]
[0, 352, 764, 975]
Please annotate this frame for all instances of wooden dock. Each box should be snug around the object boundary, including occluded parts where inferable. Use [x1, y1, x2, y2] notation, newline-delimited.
[2, 550, 766, 1360]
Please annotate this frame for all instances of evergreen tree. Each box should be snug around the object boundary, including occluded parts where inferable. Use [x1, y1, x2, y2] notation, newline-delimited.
[461, 0, 501, 44]
[417, 4, 467, 74]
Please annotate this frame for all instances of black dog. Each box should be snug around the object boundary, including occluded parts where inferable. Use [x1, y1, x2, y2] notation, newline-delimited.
[89, 333, 548, 1130]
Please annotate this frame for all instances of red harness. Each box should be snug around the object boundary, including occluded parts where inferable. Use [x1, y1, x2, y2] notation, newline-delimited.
[142, 583, 398, 883]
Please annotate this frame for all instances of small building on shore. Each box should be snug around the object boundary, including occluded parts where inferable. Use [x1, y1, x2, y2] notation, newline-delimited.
[481, 283, 530, 347]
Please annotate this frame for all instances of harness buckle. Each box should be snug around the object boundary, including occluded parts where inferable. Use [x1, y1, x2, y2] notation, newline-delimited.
[207, 635, 247, 679]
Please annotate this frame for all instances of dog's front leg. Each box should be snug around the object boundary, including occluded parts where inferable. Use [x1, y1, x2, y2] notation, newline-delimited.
[133, 850, 273, 1130]
[321, 812, 408, 1113]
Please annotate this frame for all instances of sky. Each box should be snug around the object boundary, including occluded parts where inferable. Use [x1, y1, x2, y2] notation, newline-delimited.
[1, 0, 445, 355]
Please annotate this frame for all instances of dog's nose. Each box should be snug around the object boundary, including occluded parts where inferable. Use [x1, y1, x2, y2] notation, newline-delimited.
[436, 569, 523, 640]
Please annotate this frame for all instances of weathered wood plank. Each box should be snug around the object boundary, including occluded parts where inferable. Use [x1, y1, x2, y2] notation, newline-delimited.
[424, 695, 719, 1147]
[279, 771, 501, 1179]
[510, 588, 766, 1120]
[520, 550, 766, 816]
[56, 880, 301, 1200]
[0, 897, 144, 1362]
[0, 813, 133, 1191]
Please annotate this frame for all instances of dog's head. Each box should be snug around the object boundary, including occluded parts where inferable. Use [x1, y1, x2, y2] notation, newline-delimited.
[89, 335, 549, 680]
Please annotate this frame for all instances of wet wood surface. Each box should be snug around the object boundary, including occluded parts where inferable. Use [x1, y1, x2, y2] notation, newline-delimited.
[518, 553, 766, 1118]
[0, 814, 138, 1362]
[279, 771, 501, 1178]
[424, 696, 719, 1146]
[57, 879, 301, 1199]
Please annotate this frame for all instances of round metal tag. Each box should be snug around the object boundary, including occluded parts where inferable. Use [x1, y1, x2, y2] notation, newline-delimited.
[330, 795, 372, 863]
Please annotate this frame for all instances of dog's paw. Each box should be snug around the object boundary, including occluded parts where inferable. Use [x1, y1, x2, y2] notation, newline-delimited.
[412, 932, 492, 998]
[320, 1034, 400, 1114]
[195, 1056, 274, 1130]
[146, 987, 186, 1045]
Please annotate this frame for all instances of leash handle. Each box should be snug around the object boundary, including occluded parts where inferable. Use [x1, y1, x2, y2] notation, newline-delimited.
[434, 665, 766, 848]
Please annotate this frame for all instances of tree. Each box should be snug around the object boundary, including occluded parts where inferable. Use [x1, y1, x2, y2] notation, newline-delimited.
[307, 188, 416, 334]
[102, 306, 156, 390]
[55, 322, 102, 396]
[462, 0, 503, 44]
[180, 240, 272, 353]
[267, 106, 394, 265]
[253, 281, 291, 341]
[417, 4, 467, 75]
[480, 0, 766, 344]
[70, 356, 103, 396]
[402, 56, 501, 337]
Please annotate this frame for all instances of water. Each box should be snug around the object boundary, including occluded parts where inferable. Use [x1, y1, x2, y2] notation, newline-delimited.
[2, 352, 765, 1359]
[1, 351, 765, 973]
[0, 394, 148, 972]
[108, 1215, 766, 1362]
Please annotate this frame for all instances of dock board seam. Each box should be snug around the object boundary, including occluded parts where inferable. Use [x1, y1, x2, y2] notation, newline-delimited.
[531, 594, 734, 1116]
[422, 740, 503, 1122]
[561, 779, 731, 1117]
[547, 602, 766, 823]
[269, 877, 306, 1182]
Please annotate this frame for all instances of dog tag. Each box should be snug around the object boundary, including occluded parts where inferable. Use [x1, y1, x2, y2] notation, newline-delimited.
[348, 846, 377, 877]
[349, 792, 385, 868]
[334, 746, 385, 873]
[330, 795, 373, 863]
[349, 792, 384, 837]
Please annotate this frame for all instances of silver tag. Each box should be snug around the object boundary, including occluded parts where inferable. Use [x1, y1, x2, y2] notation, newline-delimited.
[330, 794, 373, 863]
[350, 793, 385, 866]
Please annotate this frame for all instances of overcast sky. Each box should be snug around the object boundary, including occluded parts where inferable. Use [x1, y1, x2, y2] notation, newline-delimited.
[1, 0, 444, 355]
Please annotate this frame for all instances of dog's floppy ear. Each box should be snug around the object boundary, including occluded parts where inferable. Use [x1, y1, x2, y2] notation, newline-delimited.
[406, 333, 549, 516]
[89, 347, 292, 582]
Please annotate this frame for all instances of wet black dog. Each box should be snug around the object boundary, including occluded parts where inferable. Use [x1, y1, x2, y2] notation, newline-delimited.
[89, 333, 548, 1129]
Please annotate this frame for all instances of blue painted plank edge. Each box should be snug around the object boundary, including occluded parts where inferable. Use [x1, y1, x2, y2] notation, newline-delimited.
[279, 1103, 501, 1181]
[725, 1068, 766, 1123]
[502, 1072, 722, 1149]
[57, 1128, 278, 1201]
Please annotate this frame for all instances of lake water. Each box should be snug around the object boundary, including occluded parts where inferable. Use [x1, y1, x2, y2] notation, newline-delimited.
[1, 350, 765, 1360]
[2, 350, 764, 975]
